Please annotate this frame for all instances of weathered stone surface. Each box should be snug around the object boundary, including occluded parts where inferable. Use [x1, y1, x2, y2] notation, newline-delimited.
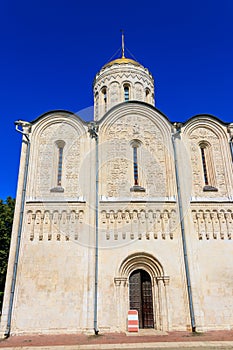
[1, 56, 233, 338]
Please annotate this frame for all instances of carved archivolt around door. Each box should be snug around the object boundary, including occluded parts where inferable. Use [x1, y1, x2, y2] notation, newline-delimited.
[114, 252, 170, 331]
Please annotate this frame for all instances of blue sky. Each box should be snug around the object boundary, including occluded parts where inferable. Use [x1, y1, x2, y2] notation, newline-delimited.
[1, 0, 233, 200]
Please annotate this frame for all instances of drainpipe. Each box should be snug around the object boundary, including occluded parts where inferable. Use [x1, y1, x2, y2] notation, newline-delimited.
[88, 122, 99, 335]
[171, 124, 196, 332]
[230, 137, 233, 162]
[4, 121, 31, 338]
[227, 124, 233, 161]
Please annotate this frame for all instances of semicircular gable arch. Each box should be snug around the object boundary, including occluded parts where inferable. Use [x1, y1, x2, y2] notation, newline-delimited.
[100, 102, 172, 144]
[31, 109, 87, 126]
[182, 115, 233, 198]
[27, 111, 88, 199]
[31, 111, 87, 139]
[98, 102, 176, 198]
[182, 116, 229, 141]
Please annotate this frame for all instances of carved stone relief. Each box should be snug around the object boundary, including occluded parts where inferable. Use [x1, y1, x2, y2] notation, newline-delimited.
[102, 115, 168, 197]
[35, 123, 82, 198]
[100, 209, 177, 241]
[189, 127, 227, 196]
[26, 209, 84, 242]
[192, 209, 232, 240]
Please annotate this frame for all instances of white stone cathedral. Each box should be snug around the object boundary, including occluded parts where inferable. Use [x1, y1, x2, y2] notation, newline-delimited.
[1, 42, 233, 337]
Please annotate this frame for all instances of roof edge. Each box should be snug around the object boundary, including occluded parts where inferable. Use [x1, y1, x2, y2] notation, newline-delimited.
[182, 113, 230, 126]
[28, 109, 89, 125]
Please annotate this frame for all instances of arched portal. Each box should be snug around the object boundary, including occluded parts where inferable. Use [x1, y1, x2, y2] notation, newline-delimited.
[114, 252, 170, 331]
[129, 269, 154, 328]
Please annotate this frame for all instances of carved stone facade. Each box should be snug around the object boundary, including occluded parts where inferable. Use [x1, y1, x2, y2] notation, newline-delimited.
[1, 55, 233, 337]
[93, 58, 154, 120]
[26, 208, 85, 242]
[192, 207, 233, 240]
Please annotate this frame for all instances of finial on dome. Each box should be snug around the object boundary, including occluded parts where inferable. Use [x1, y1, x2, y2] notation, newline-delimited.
[101, 32, 143, 69]
[121, 29, 125, 58]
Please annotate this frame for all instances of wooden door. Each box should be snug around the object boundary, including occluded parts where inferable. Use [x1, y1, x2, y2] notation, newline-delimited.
[129, 269, 154, 328]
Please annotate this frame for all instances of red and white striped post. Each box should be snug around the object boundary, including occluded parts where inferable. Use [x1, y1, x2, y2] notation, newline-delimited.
[128, 310, 139, 332]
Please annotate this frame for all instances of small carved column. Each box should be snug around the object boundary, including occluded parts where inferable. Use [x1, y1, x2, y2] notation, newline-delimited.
[73, 211, 78, 241]
[34, 211, 42, 241]
[169, 210, 176, 239]
[60, 211, 67, 241]
[114, 213, 118, 241]
[218, 212, 227, 240]
[161, 212, 169, 240]
[210, 211, 219, 239]
[196, 212, 205, 239]
[28, 212, 35, 241]
[225, 212, 232, 239]
[65, 212, 70, 241]
[123, 211, 131, 240]
[192, 211, 198, 238]
[147, 210, 154, 239]
[52, 211, 59, 240]
[156, 277, 164, 331]
[69, 211, 75, 241]
[43, 211, 51, 241]
[156, 211, 162, 239]
[116, 211, 122, 241]
[48, 212, 52, 241]
[39, 213, 44, 241]
[77, 211, 84, 241]
[203, 212, 212, 240]
[105, 212, 110, 240]
[156, 276, 170, 331]
[114, 277, 127, 330]
[57, 213, 62, 241]
[139, 211, 147, 240]
[131, 211, 138, 240]
[163, 276, 170, 331]
[153, 212, 158, 239]
[152, 276, 159, 329]
[109, 211, 115, 240]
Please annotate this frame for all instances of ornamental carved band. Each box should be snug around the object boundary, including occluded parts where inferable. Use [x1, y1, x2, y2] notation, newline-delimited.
[192, 209, 232, 240]
[26, 209, 84, 242]
[101, 209, 177, 240]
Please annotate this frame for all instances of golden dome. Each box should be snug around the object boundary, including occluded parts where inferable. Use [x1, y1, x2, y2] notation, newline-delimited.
[102, 56, 142, 69]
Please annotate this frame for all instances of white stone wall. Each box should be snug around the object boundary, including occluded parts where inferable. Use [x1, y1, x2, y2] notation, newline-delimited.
[97, 238, 189, 332]
[27, 113, 88, 201]
[11, 231, 93, 333]
[99, 103, 176, 199]
[182, 117, 233, 199]
[1, 106, 233, 336]
[93, 63, 155, 120]
[176, 119, 233, 331]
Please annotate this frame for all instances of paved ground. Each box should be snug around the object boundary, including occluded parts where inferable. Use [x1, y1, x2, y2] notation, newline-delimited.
[0, 330, 233, 349]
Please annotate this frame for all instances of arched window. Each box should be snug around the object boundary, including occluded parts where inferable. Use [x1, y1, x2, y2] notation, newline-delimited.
[94, 91, 99, 117]
[55, 140, 65, 187]
[199, 142, 217, 191]
[145, 88, 150, 103]
[130, 140, 145, 192]
[101, 87, 107, 111]
[133, 144, 139, 186]
[200, 144, 209, 185]
[123, 84, 130, 101]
